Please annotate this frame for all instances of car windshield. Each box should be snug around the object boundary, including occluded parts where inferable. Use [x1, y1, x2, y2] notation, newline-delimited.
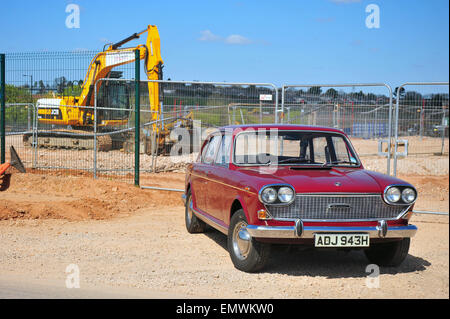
[233, 130, 360, 166]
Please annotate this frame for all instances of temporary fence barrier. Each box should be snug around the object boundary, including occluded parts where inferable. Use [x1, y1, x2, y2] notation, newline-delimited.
[281, 83, 394, 175]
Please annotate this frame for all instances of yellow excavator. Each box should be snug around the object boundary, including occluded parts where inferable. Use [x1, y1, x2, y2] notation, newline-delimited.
[23, 25, 191, 153]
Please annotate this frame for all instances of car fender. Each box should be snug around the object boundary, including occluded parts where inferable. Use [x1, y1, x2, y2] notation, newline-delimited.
[228, 194, 251, 226]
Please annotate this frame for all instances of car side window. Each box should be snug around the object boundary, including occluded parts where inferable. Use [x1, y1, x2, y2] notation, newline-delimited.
[332, 136, 357, 163]
[203, 135, 221, 164]
[312, 136, 327, 163]
[200, 139, 210, 163]
[215, 134, 232, 166]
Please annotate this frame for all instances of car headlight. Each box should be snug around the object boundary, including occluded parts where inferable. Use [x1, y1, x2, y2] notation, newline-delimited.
[385, 187, 401, 203]
[384, 185, 417, 205]
[278, 187, 294, 203]
[401, 188, 416, 204]
[260, 187, 277, 204]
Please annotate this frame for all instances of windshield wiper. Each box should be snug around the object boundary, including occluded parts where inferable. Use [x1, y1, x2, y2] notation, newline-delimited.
[278, 158, 317, 164]
[322, 160, 358, 167]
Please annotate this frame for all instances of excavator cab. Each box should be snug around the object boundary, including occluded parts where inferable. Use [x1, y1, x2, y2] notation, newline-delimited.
[96, 71, 131, 127]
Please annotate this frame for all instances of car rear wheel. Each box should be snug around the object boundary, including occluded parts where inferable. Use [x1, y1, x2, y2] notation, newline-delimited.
[364, 238, 410, 267]
[185, 190, 206, 233]
[228, 209, 270, 272]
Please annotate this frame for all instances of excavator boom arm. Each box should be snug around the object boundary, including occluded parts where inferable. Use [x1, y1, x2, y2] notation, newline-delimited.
[78, 25, 164, 124]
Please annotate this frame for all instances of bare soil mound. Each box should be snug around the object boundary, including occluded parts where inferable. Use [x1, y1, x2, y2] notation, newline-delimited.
[0, 172, 184, 221]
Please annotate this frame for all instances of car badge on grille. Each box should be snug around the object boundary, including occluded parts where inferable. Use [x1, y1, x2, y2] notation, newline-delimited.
[326, 203, 351, 213]
[335, 182, 341, 186]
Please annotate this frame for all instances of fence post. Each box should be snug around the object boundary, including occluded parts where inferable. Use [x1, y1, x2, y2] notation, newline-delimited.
[0, 54, 5, 164]
[93, 79, 98, 179]
[134, 50, 140, 186]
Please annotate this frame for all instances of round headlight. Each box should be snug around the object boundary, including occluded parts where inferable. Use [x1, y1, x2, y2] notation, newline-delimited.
[278, 187, 294, 203]
[402, 188, 416, 204]
[261, 187, 277, 204]
[385, 187, 401, 203]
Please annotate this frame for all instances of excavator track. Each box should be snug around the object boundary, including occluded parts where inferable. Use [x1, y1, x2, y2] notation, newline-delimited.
[23, 130, 114, 152]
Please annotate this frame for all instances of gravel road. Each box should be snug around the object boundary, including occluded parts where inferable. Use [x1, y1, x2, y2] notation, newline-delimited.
[0, 274, 187, 299]
[0, 205, 447, 299]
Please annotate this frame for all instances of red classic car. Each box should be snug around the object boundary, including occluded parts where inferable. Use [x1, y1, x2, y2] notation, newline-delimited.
[183, 124, 418, 272]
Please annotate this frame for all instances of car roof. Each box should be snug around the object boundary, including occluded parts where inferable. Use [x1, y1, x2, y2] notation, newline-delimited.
[218, 124, 346, 135]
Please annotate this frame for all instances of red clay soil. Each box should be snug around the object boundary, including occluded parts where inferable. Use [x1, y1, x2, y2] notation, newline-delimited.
[0, 171, 185, 221]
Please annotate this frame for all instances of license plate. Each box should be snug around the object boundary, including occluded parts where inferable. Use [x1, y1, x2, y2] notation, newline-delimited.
[314, 233, 370, 247]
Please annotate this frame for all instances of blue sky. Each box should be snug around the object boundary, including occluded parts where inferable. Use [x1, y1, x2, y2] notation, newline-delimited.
[0, 0, 448, 89]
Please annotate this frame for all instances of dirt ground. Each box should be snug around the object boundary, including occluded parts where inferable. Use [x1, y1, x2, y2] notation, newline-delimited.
[0, 172, 183, 220]
[0, 171, 448, 298]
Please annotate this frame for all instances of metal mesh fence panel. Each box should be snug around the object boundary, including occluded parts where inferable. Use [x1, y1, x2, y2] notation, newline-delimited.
[394, 83, 449, 157]
[281, 84, 393, 175]
[138, 80, 278, 181]
[3, 103, 34, 167]
[156, 80, 278, 127]
[392, 83, 449, 213]
[3, 51, 135, 182]
[93, 106, 135, 182]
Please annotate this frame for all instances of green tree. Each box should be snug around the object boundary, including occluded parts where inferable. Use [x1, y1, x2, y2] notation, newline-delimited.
[325, 88, 338, 98]
[5, 84, 30, 103]
[55, 76, 67, 94]
[63, 84, 83, 96]
[38, 80, 46, 94]
[307, 86, 322, 96]
[4, 85, 31, 126]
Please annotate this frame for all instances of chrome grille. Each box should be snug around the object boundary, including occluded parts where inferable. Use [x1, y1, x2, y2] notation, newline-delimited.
[266, 194, 407, 221]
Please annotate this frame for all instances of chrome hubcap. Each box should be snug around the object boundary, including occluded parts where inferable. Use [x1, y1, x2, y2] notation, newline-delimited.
[232, 221, 251, 260]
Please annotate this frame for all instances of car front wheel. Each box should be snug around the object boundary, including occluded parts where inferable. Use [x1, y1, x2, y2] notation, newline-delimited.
[228, 209, 270, 272]
[364, 238, 410, 266]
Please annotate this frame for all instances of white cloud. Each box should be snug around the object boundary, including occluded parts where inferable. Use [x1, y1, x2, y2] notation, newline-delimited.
[225, 34, 252, 45]
[198, 30, 252, 45]
[198, 30, 221, 42]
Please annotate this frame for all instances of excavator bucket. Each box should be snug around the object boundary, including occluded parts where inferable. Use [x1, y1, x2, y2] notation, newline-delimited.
[0, 173, 11, 191]
[10, 146, 26, 173]
[0, 161, 11, 191]
[0, 162, 10, 176]
[0, 147, 25, 191]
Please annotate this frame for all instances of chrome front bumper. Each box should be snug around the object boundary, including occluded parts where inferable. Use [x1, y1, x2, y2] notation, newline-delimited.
[245, 220, 418, 239]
